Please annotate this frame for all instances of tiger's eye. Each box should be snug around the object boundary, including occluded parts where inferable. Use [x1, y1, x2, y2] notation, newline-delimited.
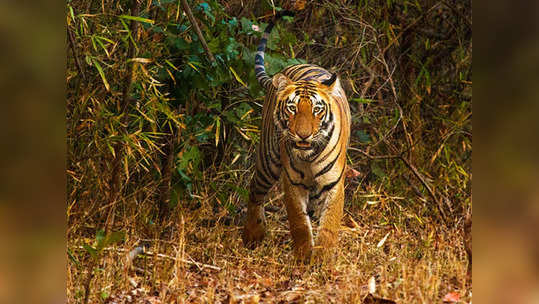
[287, 104, 296, 113]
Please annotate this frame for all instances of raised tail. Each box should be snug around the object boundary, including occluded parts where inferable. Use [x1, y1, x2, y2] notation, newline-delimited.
[254, 10, 295, 91]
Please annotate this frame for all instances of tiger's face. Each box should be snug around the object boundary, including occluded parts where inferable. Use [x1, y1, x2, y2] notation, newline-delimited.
[272, 73, 339, 160]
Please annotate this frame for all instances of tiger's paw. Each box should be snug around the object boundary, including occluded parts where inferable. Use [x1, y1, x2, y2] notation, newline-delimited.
[242, 219, 266, 249]
[310, 246, 330, 264]
[293, 243, 313, 264]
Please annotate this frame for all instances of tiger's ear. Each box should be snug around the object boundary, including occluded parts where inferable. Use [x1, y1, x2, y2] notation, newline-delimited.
[321, 73, 341, 95]
[272, 73, 292, 90]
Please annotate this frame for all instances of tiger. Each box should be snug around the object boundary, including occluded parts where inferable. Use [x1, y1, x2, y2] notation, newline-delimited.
[242, 10, 351, 261]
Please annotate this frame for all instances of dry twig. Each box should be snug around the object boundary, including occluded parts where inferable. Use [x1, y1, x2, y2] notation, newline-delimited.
[180, 0, 216, 62]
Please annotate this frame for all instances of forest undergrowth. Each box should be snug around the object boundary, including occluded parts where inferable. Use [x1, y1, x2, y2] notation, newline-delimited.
[66, 0, 472, 302]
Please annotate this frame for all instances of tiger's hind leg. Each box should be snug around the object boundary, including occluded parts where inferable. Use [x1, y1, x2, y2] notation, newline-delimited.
[242, 187, 268, 248]
[242, 155, 280, 249]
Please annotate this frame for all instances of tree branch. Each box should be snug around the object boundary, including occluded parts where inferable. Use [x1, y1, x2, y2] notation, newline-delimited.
[350, 144, 448, 223]
[180, 0, 215, 62]
[67, 27, 86, 81]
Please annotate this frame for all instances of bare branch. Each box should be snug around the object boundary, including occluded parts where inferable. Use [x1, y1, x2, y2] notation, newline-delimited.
[67, 27, 86, 81]
[180, 0, 216, 62]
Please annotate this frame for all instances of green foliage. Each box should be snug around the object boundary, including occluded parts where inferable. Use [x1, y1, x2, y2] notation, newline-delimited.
[140, 1, 306, 199]
[67, 0, 470, 236]
[83, 230, 125, 260]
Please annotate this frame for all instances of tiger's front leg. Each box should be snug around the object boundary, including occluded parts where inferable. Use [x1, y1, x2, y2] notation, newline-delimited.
[243, 145, 281, 249]
[312, 172, 345, 259]
[282, 173, 314, 261]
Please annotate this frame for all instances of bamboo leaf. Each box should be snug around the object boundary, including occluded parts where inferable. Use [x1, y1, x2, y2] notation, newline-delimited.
[187, 62, 199, 72]
[119, 15, 155, 24]
[165, 59, 179, 71]
[129, 57, 153, 63]
[215, 117, 220, 147]
[229, 66, 247, 87]
[92, 58, 110, 91]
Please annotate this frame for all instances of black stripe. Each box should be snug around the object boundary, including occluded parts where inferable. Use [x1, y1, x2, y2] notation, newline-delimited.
[285, 64, 306, 77]
[268, 137, 281, 166]
[277, 106, 287, 129]
[323, 121, 335, 142]
[263, 122, 279, 180]
[268, 157, 281, 180]
[255, 170, 273, 189]
[270, 135, 281, 162]
[314, 149, 341, 178]
[288, 157, 305, 179]
[260, 146, 274, 186]
[284, 168, 310, 190]
[257, 38, 267, 51]
[316, 123, 339, 164]
[268, 143, 280, 163]
[257, 148, 275, 188]
[320, 112, 333, 131]
[254, 56, 263, 65]
[309, 166, 345, 201]
[296, 68, 328, 81]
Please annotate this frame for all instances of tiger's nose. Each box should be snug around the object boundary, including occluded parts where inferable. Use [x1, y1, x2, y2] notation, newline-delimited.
[297, 129, 311, 140]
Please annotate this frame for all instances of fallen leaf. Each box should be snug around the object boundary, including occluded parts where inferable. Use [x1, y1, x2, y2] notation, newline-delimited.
[346, 168, 361, 178]
[442, 291, 460, 303]
[368, 276, 376, 294]
[377, 232, 390, 248]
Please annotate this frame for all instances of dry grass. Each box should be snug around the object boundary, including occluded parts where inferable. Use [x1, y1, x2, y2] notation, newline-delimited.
[67, 181, 470, 303]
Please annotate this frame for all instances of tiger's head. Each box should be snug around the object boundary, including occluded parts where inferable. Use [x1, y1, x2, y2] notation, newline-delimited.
[272, 73, 341, 160]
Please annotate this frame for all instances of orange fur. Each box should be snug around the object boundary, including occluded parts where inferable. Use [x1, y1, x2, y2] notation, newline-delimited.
[243, 64, 351, 262]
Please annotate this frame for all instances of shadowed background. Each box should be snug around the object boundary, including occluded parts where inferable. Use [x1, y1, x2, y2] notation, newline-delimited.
[474, 0, 539, 303]
[0, 0, 65, 303]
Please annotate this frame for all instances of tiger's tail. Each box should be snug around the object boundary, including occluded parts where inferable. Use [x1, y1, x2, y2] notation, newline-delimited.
[254, 10, 295, 91]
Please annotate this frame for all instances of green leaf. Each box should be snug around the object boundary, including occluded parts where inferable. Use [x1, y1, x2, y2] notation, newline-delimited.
[96, 230, 106, 252]
[92, 59, 110, 91]
[100, 291, 110, 300]
[174, 38, 190, 50]
[119, 15, 155, 24]
[83, 244, 98, 260]
[96, 229, 105, 247]
[356, 130, 371, 143]
[229, 66, 247, 87]
[370, 161, 386, 178]
[105, 231, 125, 246]
[67, 248, 80, 267]
[232, 185, 248, 200]
[282, 15, 294, 22]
